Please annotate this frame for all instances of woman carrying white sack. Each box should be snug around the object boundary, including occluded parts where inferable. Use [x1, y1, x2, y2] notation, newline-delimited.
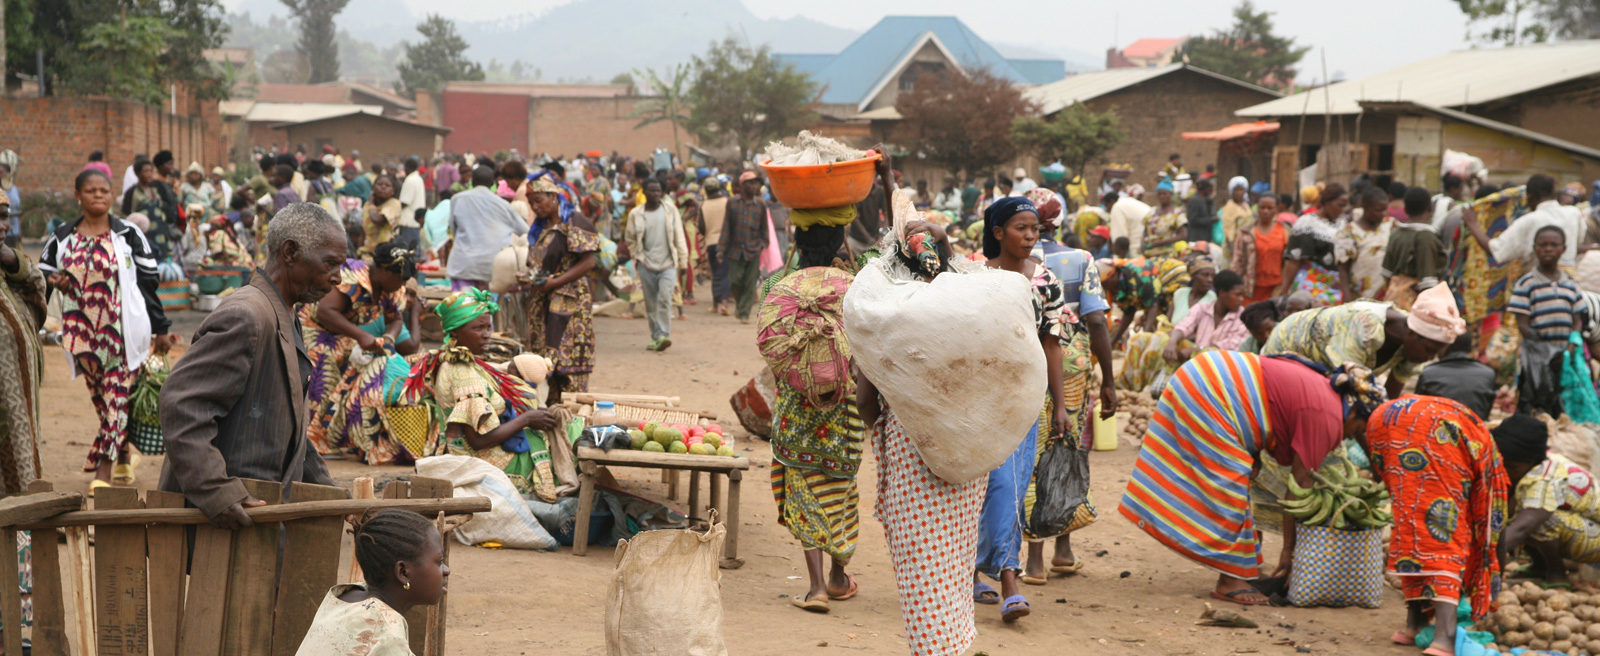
[848, 181, 1048, 655]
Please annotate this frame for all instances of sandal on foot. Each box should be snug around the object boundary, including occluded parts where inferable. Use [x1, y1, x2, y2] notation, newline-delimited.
[1050, 557, 1084, 574]
[1001, 595, 1031, 623]
[1020, 573, 1048, 586]
[1421, 648, 1453, 656]
[111, 464, 136, 486]
[1391, 630, 1417, 646]
[1210, 588, 1269, 606]
[89, 480, 110, 497]
[827, 575, 858, 601]
[790, 593, 829, 613]
[973, 581, 1000, 605]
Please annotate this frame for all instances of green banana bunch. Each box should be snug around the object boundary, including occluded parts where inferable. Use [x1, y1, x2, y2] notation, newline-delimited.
[1277, 459, 1391, 529]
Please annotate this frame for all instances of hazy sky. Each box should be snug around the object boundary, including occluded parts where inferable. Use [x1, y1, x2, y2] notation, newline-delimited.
[223, 0, 1479, 82]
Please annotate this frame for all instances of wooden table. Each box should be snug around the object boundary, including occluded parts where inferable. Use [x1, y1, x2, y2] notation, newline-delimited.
[572, 445, 752, 568]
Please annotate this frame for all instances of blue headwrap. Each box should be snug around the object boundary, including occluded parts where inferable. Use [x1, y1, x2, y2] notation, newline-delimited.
[525, 170, 575, 244]
[1251, 180, 1272, 196]
[982, 196, 1037, 258]
[1156, 178, 1175, 192]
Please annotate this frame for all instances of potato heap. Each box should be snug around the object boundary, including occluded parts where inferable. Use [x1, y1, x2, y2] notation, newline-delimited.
[1480, 581, 1600, 654]
[1121, 393, 1157, 445]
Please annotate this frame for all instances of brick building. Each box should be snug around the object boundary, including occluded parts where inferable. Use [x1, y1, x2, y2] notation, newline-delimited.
[1025, 64, 1281, 188]
[0, 93, 225, 196]
[430, 82, 692, 159]
[280, 112, 451, 165]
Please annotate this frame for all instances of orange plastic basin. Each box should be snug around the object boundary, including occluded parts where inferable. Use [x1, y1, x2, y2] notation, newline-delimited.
[758, 153, 881, 209]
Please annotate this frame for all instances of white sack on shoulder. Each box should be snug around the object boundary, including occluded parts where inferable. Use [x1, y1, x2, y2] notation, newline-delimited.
[842, 262, 1047, 484]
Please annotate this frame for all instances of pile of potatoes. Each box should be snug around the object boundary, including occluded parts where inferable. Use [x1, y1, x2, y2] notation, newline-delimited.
[1121, 394, 1157, 444]
[1480, 581, 1600, 654]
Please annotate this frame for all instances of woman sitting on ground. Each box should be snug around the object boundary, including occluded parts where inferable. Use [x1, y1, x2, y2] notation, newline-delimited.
[1499, 415, 1600, 586]
[302, 242, 418, 459]
[406, 288, 559, 494]
[1119, 352, 1385, 606]
[296, 509, 447, 656]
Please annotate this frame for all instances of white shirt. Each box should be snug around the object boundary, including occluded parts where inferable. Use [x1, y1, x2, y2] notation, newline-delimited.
[933, 190, 962, 214]
[1013, 177, 1038, 194]
[398, 171, 426, 228]
[1490, 199, 1584, 267]
[1430, 193, 1458, 231]
[122, 165, 139, 196]
[625, 202, 688, 272]
[1109, 196, 1152, 256]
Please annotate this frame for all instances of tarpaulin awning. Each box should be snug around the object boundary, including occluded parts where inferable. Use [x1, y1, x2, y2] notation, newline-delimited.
[1182, 121, 1280, 141]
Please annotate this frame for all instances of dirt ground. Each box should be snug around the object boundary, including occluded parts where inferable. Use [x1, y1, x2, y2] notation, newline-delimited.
[31, 294, 1429, 655]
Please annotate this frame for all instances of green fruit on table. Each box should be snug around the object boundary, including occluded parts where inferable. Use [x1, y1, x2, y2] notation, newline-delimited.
[703, 433, 723, 448]
[628, 429, 648, 449]
[688, 443, 713, 455]
[717, 445, 735, 457]
[651, 427, 674, 446]
[642, 441, 665, 453]
[668, 441, 689, 454]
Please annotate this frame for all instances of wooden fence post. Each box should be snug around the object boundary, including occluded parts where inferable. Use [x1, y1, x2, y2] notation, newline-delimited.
[26, 481, 69, 656]
[270, 483, 349, 656]
[93, 487, 148, 656]
[221, 479, 281, 656]
[145, 490, 188, 656]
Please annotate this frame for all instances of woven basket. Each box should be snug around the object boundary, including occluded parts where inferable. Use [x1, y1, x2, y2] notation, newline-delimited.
[386, 405, 434, 460]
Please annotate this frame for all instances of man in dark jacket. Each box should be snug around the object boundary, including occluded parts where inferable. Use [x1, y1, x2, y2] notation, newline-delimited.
[159, 202, 345, 529]
[1415, 333, 1498, 420]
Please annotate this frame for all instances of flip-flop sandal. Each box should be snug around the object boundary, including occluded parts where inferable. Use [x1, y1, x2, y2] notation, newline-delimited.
[1421, 648, 1453, 656]
[1049, 557, 1085, 574]
[111, 465, 136, 486]
[827, 575, 858, 601]
[1020, 573, 1048, 586]
[89, 480, 110, 498]
[1391, 630, 1417, 646]
[790, 593, 829, 613]
[1001, 595, 1031, 623]
[973, 581, 1000, 605]
[1210, 589, 1269, 606]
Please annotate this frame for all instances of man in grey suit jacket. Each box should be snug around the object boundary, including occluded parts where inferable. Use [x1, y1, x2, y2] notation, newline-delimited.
[159, 202, 347, 529]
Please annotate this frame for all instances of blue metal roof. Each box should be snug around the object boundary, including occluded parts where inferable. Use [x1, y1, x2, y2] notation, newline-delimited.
[776, 16, 1067, 106]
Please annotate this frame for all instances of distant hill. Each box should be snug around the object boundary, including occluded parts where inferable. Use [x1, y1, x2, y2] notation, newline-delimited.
[227, 0, 1098, 83]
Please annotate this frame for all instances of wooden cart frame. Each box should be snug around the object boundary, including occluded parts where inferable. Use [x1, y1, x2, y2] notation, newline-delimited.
[0, 477, 487, 656]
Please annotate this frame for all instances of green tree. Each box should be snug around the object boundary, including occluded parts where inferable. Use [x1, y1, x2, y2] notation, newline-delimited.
[9, 0, 229, 99]
[1010, 105, 1126, 182]
[686, 38, 818, 162]
[629, 64, 692, 163]
[280, 0, 350, 84]
[894, 68, 1035, 178]
[609, 71, 635, 88]
[1177, 0, 1309, 90]
[1455, 0, 1600, 44]
[395, 14, 484, 97]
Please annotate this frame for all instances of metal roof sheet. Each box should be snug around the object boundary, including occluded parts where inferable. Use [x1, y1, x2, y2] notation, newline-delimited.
[1237, 40, 1600, 117]
[1182, 121, 1281, 141]
[244, 103, 383, 124]
[1122, 38, 1185, 59]
[1025, 64, 1279, 116]
[1360, 100, 1600, 160]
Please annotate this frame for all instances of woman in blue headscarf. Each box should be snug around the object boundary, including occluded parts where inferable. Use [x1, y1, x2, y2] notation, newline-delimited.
[522, 170, 600, 405]
[1143, 178, 1187, 258]
[971, 195, 1069, 624]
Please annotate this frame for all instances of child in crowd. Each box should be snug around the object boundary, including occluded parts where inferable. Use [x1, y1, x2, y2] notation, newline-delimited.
[1507, 225, 1588, 417]
[296, 509, 449, 656]
[1378, 186, 1446, 311]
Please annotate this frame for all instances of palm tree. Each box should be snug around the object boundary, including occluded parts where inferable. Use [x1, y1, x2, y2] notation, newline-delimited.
[629, 64, 692, 164]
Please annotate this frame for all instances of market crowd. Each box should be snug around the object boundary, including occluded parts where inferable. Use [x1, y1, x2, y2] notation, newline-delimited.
[2, 138, 1600, 656]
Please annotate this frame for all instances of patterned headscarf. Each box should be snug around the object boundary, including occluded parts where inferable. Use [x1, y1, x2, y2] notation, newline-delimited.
[526, 170, 575, 244]
[1330, 362, 1386, 418]
[1024, 188, 1061, 223]
[435, 288, 499, 335]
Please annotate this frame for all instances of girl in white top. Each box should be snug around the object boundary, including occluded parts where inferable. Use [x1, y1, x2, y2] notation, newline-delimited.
[296, 510, 450, 656]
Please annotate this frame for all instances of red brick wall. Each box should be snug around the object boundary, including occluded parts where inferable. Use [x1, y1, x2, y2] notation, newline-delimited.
[440, 90, 530, 155]
[0, 96, 226, 195]
[438, 91, 696, 159]
[1082, 70, 1280, 188]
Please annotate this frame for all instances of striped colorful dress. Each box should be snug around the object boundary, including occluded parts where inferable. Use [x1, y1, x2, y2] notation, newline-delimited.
[58, 231, 138, 470]
[1119, 351, 1343, 580]
[1368, 396, 1506, 619]
[770, 386, 865, 563]
[301, 260, 408, 456]
[873, 409, 986, 656]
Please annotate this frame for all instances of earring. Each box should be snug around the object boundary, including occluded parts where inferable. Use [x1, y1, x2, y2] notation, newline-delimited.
[402, 581, 410, 590]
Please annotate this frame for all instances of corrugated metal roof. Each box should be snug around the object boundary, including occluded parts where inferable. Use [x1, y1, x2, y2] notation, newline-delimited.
[1237, 40, 1600, 117]
[775, 16, 1066, 106]
[442, 82, 630, 98]
[277, 111, 451, 134]
[1009, 59, 1069, 85]
[245, 103, 383, 124]
[1360, 100, 1600, 160]
[1025, 64, 1279, 115]
[1182, 121, 1281, 141]
[255, 83, 350, 105]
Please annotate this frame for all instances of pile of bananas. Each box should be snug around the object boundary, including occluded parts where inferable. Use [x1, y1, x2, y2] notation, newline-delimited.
[1280, 460, 1392, 529]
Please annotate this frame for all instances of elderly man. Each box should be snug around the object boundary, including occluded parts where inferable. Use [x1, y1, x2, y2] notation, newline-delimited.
[159, 203, 345, 529]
